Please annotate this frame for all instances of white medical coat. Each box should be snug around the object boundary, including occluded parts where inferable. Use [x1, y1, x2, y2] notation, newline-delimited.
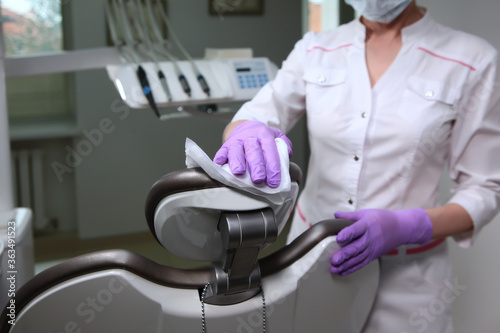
[232, 10, 500, 248]
[232, 10, 500, 332]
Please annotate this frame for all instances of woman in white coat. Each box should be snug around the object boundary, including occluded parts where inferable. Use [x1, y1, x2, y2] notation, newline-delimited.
[214, 1, 500, 332]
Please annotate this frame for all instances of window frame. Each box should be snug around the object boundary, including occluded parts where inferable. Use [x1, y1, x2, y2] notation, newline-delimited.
[0, 1, 122, 139]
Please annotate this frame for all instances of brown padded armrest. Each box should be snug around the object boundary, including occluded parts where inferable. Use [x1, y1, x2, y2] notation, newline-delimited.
[0, 218, 350, 332]
[1, 164, 308, 331]
[144, 163, 302, 243]
[144, 167, 221, 242]
[0, 249, 210, 333]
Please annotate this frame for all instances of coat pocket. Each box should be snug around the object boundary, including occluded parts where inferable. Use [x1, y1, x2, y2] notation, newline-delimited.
[303, 67, 347, 116]
[406, 76, 459, 107]
[402, 76, 460, 126]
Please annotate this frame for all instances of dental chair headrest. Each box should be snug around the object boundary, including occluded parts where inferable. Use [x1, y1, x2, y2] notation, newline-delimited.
[145, 163, 302, 261]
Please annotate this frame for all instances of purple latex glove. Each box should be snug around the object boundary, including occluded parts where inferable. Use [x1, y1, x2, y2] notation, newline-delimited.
[214, 121, 292, 187]
[330, 208, 433, 276]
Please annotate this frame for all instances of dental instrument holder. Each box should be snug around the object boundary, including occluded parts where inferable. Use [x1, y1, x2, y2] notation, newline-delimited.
[106, 57, 279, 112]
[205, 208, 277, 305]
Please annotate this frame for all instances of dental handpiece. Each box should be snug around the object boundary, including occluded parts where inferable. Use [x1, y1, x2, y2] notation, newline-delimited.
[197, 74, 210, 97]
[178, 74, 191, 97]
[137, 65, 160, 118]
[158, 70, 172, 102]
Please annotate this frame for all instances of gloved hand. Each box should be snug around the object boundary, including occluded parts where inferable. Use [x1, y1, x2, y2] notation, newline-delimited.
[330, 208, 433, 276]
[214, 121, 292, 187]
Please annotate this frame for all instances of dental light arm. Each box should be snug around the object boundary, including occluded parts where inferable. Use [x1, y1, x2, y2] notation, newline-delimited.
[142, 0, 192, 97]
[129, 0, 173, 102]
[110, 0, 160, 117]
[154, 0, 210, 97]
[104, 0, 138, 64]
[143, 0, 188, 96]
[107, 0, 158, 113]
[112, 0, 140, 61]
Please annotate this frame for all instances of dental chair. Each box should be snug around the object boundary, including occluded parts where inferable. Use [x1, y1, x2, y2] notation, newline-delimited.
[0, 163, 379, 333]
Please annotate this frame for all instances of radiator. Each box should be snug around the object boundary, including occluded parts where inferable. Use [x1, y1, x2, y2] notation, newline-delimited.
[10, 149, 53, 233]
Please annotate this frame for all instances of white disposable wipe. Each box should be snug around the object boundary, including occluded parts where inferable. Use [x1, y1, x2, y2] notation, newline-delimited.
[185, 138, 291, 205]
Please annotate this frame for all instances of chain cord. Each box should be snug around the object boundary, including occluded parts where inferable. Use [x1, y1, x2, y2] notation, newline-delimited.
[200, 283, 267, 333]
[262, 288, 267, 333]
[201, 283, 210, 333]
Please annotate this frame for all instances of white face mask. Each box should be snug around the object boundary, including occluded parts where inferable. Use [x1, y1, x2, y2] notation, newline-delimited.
[345, 0, 412, 23]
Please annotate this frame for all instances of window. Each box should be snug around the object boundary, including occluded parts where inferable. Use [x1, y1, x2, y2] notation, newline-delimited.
[1, 0, 69, 120]
[2, 0, 63, 56]
[307, 0, 340, 32]
[305, 0, 354, 33]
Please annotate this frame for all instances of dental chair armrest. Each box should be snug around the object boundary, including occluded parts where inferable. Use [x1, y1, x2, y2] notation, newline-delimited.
[260, 219, 353, 277]
[145, 167, 222, 243]
[0, 249, 212, 333]
[1, 219, 352, 332]
[145, 163, 302, 246]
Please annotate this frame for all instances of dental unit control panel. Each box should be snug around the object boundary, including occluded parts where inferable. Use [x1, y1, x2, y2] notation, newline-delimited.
[226, 58, 275, 101]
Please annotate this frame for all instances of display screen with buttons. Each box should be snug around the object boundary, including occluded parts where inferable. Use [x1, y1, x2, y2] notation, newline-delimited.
[234, 60, 270, 90]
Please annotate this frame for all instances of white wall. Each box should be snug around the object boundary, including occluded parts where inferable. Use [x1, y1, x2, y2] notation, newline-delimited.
[419, 1, 500, 332]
